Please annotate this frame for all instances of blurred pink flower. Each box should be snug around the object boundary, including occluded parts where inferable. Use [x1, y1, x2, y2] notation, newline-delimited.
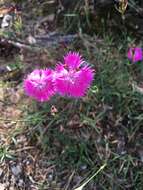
[127, 47, 143, 63]
[24, 69, 55, 102]
[54, 52, 94, 98]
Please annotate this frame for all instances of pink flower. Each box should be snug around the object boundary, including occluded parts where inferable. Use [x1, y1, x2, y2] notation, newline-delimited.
[127, 47, 143, 63]
[54, 52, 94, 98]
[64, 51, 84, 69]
[24, 69, 55, 102]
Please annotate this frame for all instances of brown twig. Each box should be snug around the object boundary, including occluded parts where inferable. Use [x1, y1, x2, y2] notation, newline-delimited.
[65, 170, 75, 190]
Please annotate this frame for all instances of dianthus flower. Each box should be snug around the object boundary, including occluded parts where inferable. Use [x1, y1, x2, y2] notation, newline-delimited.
[54, 52, 94, 98]
[127, 47, 143, 63]
[24, 69, 55, 102]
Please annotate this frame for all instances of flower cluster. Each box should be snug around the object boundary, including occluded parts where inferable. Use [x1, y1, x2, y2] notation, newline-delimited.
[24, 52, 95, 102]
[127, 47, 143, 63]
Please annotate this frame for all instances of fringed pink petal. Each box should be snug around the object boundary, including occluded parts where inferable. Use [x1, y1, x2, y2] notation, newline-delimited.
[64, 51, 84, 69]
[24, 69, 55, 102]
[127, 47, 143, 63]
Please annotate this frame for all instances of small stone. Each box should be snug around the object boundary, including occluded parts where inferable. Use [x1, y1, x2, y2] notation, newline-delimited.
[0, 86, 4, 101]
[0, 168, 3, 177]
[27, 35, 36, 45]
[0, 183, 5, 190]
[11, 165, 22, 176]
[80, 165, 87, 170]
[139, 150, 143, 162]
[48, 174, 53, 181]
[18, 179, 24, 187]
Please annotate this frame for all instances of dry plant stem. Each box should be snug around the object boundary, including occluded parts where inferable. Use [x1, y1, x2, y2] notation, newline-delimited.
[7, 39, 41, 51]
[0, 117, 41, 123]
[1, 34, 78, 52]
[11, 146, 34, 153]
[0, 99, 13, 105]
[74, 163, 107, 190]
[65, 171, 75, 190]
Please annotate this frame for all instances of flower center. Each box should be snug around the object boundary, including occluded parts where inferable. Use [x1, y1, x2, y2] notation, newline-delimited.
[131, 49, 135, 58]
[31, 78, 47, 90]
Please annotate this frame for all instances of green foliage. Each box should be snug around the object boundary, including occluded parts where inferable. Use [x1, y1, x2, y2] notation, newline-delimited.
[0, 146, 14, 162]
